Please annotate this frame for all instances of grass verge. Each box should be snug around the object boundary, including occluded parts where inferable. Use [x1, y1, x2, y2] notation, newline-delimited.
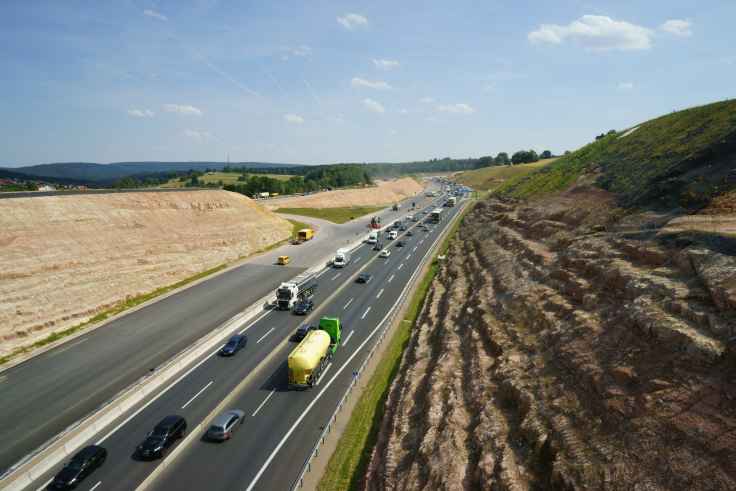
[0, 222, 299, 367]
[317, 201, 474, 491]
[275, 206, 385, 224]
[0, 263, 227, 366]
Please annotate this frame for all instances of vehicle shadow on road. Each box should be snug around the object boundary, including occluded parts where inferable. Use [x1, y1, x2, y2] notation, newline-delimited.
[259, 360, 291, 393]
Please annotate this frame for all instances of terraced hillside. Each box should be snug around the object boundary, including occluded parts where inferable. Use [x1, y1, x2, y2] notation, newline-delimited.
[0, 190, 291, 360]
[362, 100, 736, 490]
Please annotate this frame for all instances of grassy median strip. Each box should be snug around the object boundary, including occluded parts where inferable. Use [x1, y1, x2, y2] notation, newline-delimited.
[317, 202, 474, 491]
[275, 206, 385, 224]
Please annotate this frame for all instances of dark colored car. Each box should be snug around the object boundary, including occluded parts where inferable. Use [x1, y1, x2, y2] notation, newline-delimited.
[48, 445, 106, 489]
[205, 409, 245, 442]
[219, 334, 247, 356]
[373, 241, 383, 251]
[395, 240, 405, 248]
[356, 272, 372, 284]
[293, 298, 314, 315]
[136, 415, 187, 460]
[399, 225, 407, 231]
[406, 230, 413, 236]
[293, 324, 315, 342]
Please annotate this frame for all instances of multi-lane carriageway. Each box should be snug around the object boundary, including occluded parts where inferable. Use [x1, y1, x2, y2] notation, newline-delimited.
[26, 194, 464, 491]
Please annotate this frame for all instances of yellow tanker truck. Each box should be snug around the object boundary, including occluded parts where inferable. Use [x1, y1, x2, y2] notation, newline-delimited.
[288, 317, 342, 389]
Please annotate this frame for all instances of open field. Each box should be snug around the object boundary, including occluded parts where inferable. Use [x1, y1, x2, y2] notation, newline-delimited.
[0, 190, 292, 360]
[263, 177, 424, 210]
[275, 205, 385, 224]
[161, 171, 295, 188]
[452, 159, 556, 191]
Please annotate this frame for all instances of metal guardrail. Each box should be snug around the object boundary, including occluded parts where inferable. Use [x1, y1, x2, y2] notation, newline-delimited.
[290, 200, 467, 490]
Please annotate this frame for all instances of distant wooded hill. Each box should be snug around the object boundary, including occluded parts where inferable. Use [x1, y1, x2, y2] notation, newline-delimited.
[0, 162, 300, 185]
[0, 157, 494, 187]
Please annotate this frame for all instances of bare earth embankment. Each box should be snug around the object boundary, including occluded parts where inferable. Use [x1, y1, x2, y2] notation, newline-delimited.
[363, 100, 736, 490]
[364, 190, 736, 490]
[0, 190, 291, 358]
[263, 177, 423, 210]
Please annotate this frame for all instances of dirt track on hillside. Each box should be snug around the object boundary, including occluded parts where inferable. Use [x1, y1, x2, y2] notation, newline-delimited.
[365, 189, 736, 490]
[263, 178, 423, 210]
[0, 190, 291, 358]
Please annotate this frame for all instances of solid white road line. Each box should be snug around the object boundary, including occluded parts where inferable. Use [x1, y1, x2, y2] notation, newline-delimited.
[256, 327, 275, 344]
[343, 297, 354, 310]
[89, 482, 102, 491]
[314, 268, 329, 279]
[376, 288, 384, 299]
[398, 263, 404, 270]
[316, 363, 332, 386]
[181, 380, 213, 409]
[342, 331, 354, 347]
[251, 389, 276, 417]
[388, 274, 395, 283]
[331, 273, 341, 281]
[361, 307, 372, 320]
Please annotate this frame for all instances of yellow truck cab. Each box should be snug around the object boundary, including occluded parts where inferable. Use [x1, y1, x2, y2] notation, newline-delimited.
[277, 255, 290, 265]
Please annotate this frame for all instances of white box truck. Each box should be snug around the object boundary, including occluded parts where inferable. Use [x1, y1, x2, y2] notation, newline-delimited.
[333, 248, 351, 268]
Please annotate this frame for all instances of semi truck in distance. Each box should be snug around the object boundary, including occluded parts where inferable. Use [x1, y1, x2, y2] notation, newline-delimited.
[276, 277, 317, 310]
[367, 231, 379, 244]
[333, 248, 351, 268]
[288, 317, 342, 389]
[430, 208, 443, 223]
[445, 196, 456, 207]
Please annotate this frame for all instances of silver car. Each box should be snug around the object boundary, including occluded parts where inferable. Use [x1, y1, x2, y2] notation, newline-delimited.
[205, 409, 245, 442]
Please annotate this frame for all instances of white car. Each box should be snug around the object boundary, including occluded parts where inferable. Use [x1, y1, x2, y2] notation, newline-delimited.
[379, 249, 391, 258]
[388, 230, 398, 240]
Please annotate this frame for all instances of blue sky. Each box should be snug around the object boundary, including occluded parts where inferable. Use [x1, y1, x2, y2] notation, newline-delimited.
[1, 0, 734, 166]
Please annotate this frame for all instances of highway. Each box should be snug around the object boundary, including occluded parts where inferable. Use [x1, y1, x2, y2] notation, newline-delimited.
[23, 191, 464, 491]
[0, 187, 436, 477]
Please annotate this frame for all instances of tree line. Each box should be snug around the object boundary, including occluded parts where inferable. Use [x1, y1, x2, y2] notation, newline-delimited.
[223, 164, 373, 197]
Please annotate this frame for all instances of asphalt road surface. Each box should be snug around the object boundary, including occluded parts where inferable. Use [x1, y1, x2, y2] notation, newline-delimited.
[23, 193, 463, 491]
[0, 186, 439, 476]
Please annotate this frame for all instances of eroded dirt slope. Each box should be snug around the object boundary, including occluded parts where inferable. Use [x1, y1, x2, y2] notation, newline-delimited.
[263, 178, 423, 210]
[0, 190, 291, 357]
[365, 190, 736, 490]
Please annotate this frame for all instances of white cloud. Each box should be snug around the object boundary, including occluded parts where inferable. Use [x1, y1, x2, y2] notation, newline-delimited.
[437, 103, 476, 114]
[373, 59, 400, 70]
[127, 108, 155, 118]
[660, 19, 692, 37]
[399, 108, 409, 114]
[282, 45, 312, 60]
[362, 98, 385, 113]
[143, 9, 168, 21]
[337, 13, 368, 30]
[528, 15, 653, 51]
[164, 104, 203, 116]
[351, 77, 392, 90]
[617, 82, 634, 90]
[183, 129, 213, 142]
[284, 114, 305, 124]
[419, 97, 434, 104]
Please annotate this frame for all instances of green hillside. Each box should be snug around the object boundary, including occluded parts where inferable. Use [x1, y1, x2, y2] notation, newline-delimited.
[453, 159, 556, 191]
[498, 99, 736, 209]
